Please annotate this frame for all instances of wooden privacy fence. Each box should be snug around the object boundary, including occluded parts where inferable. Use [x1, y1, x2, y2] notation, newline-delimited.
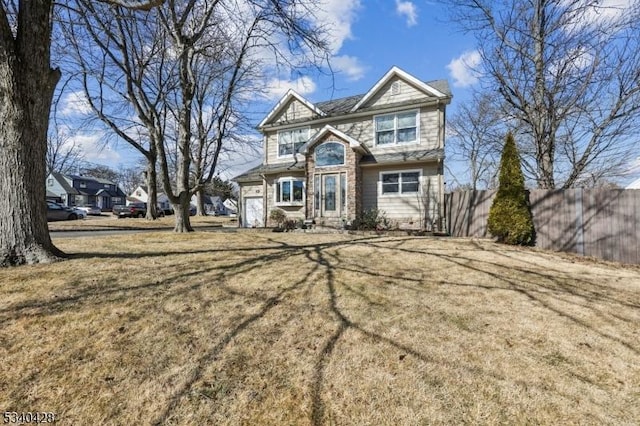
[444, 189, 640, 264]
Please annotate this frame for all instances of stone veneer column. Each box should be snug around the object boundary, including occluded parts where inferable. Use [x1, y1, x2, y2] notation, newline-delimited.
[305, 133, 360, 222]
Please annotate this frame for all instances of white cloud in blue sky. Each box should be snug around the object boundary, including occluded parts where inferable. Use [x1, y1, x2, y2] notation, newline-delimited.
[60, 91, 92, 116]
[331, 55, 367, 81]
[314, 0, 362, 53]
[395, 0, 418, 27]
[447, 50, 482, 87]
[264, 76, 317, 101]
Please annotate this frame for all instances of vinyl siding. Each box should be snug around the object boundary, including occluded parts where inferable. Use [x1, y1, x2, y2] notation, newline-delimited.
[264, 105, 440, 165]
[362, 164, 440, 224]
[363, 77, 434, 109]
[271, 99, 316, 124]
[265, 173, 306, 224]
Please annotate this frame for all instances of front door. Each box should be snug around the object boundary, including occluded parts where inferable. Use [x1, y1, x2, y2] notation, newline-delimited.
[316, 173, 346, 218]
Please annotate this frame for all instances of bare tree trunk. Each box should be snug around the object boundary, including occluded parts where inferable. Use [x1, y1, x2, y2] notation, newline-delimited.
[0, 1, 64, 266]
[196, 189, 206, 216]
[172, 191, 193, 232]
[144, 157, 159, 219]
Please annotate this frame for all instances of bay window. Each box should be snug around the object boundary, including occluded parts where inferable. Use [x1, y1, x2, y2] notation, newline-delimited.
[276, 177, 305, 204]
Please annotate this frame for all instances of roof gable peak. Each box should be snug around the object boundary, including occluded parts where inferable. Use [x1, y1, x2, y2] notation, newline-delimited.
[350, 66, 448, 112]
[258, 89, 325, 129]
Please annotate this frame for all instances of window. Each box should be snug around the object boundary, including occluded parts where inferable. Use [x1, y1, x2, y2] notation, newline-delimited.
[47, 178, 53, 187]
[278, 128, 309, 157]
[79, 182, 86, 188]
[275, 178, 305, 204]
[375, 111, 418, 146]
[315, 142, 345, 167]
[380, 171, 420, 195]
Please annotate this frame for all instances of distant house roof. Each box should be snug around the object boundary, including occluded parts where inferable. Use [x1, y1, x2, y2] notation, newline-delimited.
[51, 172, 79, 195]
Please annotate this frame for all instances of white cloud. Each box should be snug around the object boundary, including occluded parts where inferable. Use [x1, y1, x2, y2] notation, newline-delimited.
[264, 76, 317, 101]
[395, 0, 418, 27]
[313, 0, 362, 53]
[60, 91, 92, 116]
[68, 131, 123, 165]
[331, 55, 366, 81]
[447, 50, 482, 87]
[575, 0, 634, 25]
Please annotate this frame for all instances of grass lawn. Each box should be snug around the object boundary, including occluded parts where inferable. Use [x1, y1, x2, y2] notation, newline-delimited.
[1, 232, 639, 425]
[47, 214, 236, 231]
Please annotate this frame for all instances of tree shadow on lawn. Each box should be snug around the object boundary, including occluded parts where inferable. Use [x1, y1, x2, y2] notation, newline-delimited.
[358, 238, 640, 355]
[3, 235, 638, 424]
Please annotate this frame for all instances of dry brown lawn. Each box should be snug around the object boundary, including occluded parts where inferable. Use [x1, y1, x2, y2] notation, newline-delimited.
[47, 214, 235, 231]
[1, 232, 639, 425]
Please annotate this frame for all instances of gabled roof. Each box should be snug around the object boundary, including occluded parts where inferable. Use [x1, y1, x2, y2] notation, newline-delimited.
[258, 89, 325, 129]
[300, 125, 369, 154]
[68, 174, 116, 186]
[50, 172, 79, 195]
[350, 66, 449, 112]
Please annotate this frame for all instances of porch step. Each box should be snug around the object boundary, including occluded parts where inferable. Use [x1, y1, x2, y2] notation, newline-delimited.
[311, 217, 346, 230]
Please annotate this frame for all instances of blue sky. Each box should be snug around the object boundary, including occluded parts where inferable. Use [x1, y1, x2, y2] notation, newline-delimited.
[57, 0, 640, 186]
[261, 0, 478, 107]
[57, 0, 480, 179]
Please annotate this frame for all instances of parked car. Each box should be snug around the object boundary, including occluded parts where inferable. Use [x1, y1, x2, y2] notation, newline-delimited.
[76, 204, 102, 216]
[72, 207, 87, 219]
[112, 203, 165, 218]
[113, 203, 146, 218]
[47, 201, 79, 221]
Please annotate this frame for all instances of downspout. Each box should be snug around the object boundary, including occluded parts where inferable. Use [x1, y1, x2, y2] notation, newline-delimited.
[438, 100, 445, 232]
[260, 173, 267, 227]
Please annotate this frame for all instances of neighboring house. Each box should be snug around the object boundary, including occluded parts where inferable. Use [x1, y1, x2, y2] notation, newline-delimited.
[128, 185, 172, 212]
[233, 66, 452, 229]
[201, 195, 227, 215]
[46, 172, 78, 206]
[130, 186, 227, 214]
[46, 172, 126, 210]
[223, 198, 238, 215]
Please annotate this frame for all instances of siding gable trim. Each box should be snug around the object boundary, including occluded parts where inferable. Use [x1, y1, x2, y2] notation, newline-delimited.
[350, 66, 447, 112]
[300, 125, 368, 155]
[258, 89, 325, 129]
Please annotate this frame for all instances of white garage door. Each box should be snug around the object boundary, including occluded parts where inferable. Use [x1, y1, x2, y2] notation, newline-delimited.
[244, 197, 264, 227]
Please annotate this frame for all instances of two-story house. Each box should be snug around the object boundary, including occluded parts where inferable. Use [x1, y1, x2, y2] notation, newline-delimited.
[234, 67, 452, 229]
[46, 172, 126, 211]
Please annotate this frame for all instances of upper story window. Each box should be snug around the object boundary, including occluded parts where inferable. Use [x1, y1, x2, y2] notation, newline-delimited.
[315, 142, 345, 167]
[375, 110, 418, 146]
[79, 182, 87, 188]
[278, 127, 309, 157]
[47, 178, 53, 187]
